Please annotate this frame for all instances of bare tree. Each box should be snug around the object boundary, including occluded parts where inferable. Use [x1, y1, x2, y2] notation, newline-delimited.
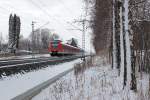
[41, 28, 51, 49]
[114, 0, 122, 75]
[19, 35, 31, 51]
[49, 33, 60, 41]
[30, 29, 41, 52]
[8, 14, 21, 53]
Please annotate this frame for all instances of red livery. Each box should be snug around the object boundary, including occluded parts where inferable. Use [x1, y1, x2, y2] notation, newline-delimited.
[48, 40, 82, 56]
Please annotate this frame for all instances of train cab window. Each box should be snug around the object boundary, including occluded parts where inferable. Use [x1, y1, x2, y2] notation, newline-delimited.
[51, 40, 59, 48]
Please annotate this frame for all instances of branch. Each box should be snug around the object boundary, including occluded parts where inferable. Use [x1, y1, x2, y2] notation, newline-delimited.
[131, 0, 146, 7]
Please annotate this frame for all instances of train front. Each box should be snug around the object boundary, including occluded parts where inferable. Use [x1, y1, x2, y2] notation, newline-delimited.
[48, 40, 63, 56]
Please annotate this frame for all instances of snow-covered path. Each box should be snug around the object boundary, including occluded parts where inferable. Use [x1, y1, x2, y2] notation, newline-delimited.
[0, 59, 81, 100]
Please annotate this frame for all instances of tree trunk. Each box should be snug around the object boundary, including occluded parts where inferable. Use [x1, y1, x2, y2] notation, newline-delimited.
[112, 0, 116, 69]
[122, 0, 127, 88]
[115, 0, 121, 76]
[128, 0, 137, 91]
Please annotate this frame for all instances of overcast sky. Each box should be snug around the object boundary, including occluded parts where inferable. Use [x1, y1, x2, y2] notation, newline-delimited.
[0, 0, 94, 52]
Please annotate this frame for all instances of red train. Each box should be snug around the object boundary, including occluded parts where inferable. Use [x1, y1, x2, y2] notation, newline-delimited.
[48, 40, 82, 56]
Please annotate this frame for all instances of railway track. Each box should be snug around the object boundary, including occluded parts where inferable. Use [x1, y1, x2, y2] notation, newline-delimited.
[0, 55, 90, 77]
[0, 57, 58, 67]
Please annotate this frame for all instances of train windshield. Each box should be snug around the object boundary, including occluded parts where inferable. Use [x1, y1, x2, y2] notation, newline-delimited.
[51, 40, 59, 48]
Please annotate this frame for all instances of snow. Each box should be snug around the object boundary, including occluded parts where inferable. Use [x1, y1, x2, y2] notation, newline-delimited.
[32, 56, 150, 100]
[0, 59, 81, 100]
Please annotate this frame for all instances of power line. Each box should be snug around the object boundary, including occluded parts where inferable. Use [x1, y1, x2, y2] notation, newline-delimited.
[56, 0, 88, 30]
[29, 0, 53, 20]
[36, 22, 50, 30]
[36, 0, 76, 28]
[0, 6, 11, 16]
[57, 0, 73, 14]
[0, 6, 9, 12]
[29, 0, 82, 34]
[38, 0, 83, 30]
[29, 0, 67, 27]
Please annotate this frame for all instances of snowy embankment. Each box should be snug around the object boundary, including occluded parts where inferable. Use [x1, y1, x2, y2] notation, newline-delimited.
[0, 59, 81, 100]
[32, 56, 149, 100]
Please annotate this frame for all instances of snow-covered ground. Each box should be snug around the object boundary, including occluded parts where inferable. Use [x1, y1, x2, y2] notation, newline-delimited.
[0, 59, 82, 100]
[32, 56, 150, 100]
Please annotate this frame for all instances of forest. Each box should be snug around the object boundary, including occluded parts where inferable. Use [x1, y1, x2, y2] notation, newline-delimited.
[85, 0, 150, 93]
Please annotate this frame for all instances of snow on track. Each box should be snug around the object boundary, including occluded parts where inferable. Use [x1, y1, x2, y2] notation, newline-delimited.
[0, 59, 81, 100]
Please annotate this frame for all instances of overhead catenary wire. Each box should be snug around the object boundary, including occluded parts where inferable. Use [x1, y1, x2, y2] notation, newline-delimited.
[56, 0, 73, 14]
[29, 0, 68, 28]
[0, 6, 10, 12]
[0, 6, 11, 16]
[29, 0, 54, 20]
[34, 0, 82, 30]
[56, 0, 86, 30]
[29, 0, 83, 35]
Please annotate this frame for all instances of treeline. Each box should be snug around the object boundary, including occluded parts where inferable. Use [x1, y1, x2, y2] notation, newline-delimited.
[128, 0, 150, 73]
[84, 0, 112, 53]
[113, 0, 150, 91]
[19, 28, 59, 53]
[85, 0, 150, 92]
[6, 13, 59, 54]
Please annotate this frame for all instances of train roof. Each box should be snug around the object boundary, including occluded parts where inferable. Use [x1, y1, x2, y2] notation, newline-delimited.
[63, 43, 82, 50]
[50, 39, 82, 50]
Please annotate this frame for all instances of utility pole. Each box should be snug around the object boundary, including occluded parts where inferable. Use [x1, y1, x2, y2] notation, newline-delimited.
[32, 21, 36, 36]
[67, 5, 89, 61]
[31, 21, 36, 47]
[77, 4, 89, 61]
[67, 18, 91, 61]
[31, 21, 36, 57]
[82, 20, 85, 60]
[73, 19, 89, 61]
